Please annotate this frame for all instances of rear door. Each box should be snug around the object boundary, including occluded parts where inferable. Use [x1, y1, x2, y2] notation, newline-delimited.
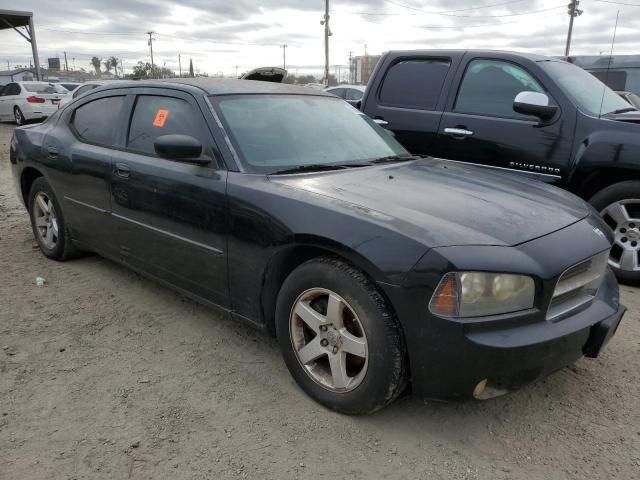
[110, 88, 229, 307]
[54, 90, 128, 253]
[435, 55, 573, 180]
[362, 53, 461, 155]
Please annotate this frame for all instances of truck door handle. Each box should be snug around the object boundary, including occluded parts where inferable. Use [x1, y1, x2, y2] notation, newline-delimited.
[373, 118, 389, 126]
[114, 163, 131, 179]
[444, 127, 474, 138]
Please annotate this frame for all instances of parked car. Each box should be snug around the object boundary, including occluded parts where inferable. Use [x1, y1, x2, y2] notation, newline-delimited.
[10, 79, 625, 414]
[57, 81, 108, 108]
[617, 91, 640, 109]
[325, 84, 366, 106]
[239, 67, 286, 83]
[361, 50, 640, 283]
[59, 82, 82, 92]
[0, 81, 66, 125]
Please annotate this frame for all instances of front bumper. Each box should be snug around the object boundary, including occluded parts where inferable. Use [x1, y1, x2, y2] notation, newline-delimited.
[383, 216, 625, 401]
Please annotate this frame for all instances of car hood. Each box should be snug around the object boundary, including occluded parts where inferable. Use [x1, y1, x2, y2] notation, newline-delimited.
[602, 110, 640, 123]
[269, 158, 591, 247]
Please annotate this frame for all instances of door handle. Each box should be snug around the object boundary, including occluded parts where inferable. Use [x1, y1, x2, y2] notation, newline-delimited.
[373, 118, 389, 126]
[444, 127, 474, 138]
[114, 163, 131, 179]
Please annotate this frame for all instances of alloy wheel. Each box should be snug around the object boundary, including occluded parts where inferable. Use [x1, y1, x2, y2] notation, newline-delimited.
[289, 288, 368, 392]
[33, 192, 59, 250]
[601, 200, 640, 273]
[14, 108, 23, 126]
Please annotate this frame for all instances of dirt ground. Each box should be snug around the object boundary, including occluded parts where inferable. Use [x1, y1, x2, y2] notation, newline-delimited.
[0, 122, 638, 480]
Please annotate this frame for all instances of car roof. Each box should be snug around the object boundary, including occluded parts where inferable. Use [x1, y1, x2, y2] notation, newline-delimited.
[386, 49, 556, 63]
[93, 78, 334, 97]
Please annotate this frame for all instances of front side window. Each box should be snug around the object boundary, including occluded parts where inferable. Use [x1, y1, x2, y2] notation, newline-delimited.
[127, 95, 205, 156]
[455, 59, 545, 120]
[72, 96, 125, 145]
[379, 58, 451, 109]
[540, 60, 633, 116]
[213, 94, 408, 173]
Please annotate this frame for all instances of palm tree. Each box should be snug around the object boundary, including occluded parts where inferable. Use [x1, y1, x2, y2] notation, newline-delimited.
[90, 57, 102, 75]
[108, 57, 119, 76]
[103, 59, 112, 74]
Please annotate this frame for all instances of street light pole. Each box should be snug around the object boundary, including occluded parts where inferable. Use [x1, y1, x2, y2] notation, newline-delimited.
[281, 44, 288, 71]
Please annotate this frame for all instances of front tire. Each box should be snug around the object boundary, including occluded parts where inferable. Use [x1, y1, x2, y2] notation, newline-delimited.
[590, 181, 640, 284]
[275, 257, 408, 414]
[28, 177, 79, 261]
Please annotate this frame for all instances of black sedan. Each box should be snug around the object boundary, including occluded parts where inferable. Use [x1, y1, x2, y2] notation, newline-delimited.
[9, 79, 625, 414]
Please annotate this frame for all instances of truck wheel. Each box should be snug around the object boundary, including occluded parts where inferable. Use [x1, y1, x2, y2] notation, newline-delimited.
[590, 181, 640, 284]
[275, 256, 408, 415]
[28, 177, 79, 261]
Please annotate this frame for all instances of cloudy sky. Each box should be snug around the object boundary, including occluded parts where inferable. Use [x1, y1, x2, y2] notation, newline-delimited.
[1, 0, 639, 78]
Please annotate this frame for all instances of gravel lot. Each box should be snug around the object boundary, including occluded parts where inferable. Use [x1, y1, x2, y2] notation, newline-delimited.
[0, 122, 639, 480]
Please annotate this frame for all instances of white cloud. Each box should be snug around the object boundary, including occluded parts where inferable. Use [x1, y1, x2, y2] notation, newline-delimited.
[1, 0, 638, 78]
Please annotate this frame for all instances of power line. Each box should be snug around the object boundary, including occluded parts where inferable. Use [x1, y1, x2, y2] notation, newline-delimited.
[379, 0, 566, 18]
[593, 0, 640, 5]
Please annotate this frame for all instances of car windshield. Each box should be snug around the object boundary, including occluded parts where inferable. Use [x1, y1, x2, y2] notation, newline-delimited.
[540, 60, 633, 116]
[213, 94, 408, 173]
[23, 82, 57, 94]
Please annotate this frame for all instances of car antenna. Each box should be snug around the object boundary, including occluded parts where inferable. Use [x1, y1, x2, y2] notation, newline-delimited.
[598, 10, 619, 118]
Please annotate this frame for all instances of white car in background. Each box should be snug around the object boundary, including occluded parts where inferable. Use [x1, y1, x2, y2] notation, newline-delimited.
[325, 84, 366, 106]
[0, 81, 68, 125]
[57, 81, 110, 109]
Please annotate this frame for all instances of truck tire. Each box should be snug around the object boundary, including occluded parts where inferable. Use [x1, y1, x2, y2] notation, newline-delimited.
[590, 181, 640, 284]
[275, 256, 408, 414]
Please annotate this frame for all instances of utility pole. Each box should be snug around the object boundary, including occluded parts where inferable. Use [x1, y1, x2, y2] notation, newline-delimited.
[72, 57, 75, 71]
[146, 31, 155, 71]
[178, 54, 182, 77]
[235, 65, 239, 78]
[565, 1, 583, 57]
[63, 52, 68, 72]
[321, 0, 331, 86]
[281, 44, 288, 71]
[348, 51, 353, 84]
[6, 60, 9, 71]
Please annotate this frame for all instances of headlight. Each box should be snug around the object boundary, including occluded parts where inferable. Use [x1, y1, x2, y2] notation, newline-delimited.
[429, 272, 535, 318]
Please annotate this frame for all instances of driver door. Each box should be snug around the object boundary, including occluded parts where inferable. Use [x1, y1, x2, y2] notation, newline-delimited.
[110, 88, 229, 307]
[436, 57, 573, 182]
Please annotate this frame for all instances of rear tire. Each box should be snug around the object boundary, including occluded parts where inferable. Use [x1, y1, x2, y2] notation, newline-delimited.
[14, 107, 25, 126]
[275, 256, 408, 415]
[590, 181, 640, 284]
[28, 177, 79, 261]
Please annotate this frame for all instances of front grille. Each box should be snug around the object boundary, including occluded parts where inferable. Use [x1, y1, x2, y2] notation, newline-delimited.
[546, 251, 609, 321]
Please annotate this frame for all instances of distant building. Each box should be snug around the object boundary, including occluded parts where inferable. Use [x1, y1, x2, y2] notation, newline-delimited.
[350, 55, 381, 85]
[0, 68, 35, 85]
[567, 55, 640, 95]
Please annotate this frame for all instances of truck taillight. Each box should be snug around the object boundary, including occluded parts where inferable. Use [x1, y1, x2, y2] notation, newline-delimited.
[26, 96, 46, 103]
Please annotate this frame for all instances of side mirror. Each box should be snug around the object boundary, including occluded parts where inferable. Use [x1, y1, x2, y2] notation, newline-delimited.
[154, 134, 209, 165]
[513, 91, 558, 121]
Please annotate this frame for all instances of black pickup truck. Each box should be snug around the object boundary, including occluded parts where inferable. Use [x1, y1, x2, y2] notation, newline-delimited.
[360, 50, 640, 282]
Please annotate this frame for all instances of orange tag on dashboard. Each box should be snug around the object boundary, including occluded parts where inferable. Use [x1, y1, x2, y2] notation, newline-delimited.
[153, 109, 169, 127]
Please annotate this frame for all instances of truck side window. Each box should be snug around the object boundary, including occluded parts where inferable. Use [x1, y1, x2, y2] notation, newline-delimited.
[379, 58, 451, 110]
[455, 59, 545, 120]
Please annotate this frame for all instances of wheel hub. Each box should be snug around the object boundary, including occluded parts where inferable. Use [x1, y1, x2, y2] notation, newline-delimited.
[601, 200, 640, 272]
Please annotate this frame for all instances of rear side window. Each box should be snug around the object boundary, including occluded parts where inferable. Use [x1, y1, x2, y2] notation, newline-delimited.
[454, 59, 545, 120]
[3, 84, 21, 96]
[379, 58, 451, 109]
[327, 88, 345, 98]
[127, 95, 204, 156]
[345, 88, 364, 101]
[72, 96, 125, 145]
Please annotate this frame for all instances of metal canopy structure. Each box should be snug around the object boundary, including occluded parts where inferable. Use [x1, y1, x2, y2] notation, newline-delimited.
[0, 10, 41, 80]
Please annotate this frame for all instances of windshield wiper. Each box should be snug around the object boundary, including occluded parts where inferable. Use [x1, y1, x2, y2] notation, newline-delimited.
[369, 155, 419, 164]
[606, 107, 638, 115]
[268, 163, 368, 175]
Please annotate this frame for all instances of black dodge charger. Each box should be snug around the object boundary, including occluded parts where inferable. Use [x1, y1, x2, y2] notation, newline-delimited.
[9, 79, 625, 414]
